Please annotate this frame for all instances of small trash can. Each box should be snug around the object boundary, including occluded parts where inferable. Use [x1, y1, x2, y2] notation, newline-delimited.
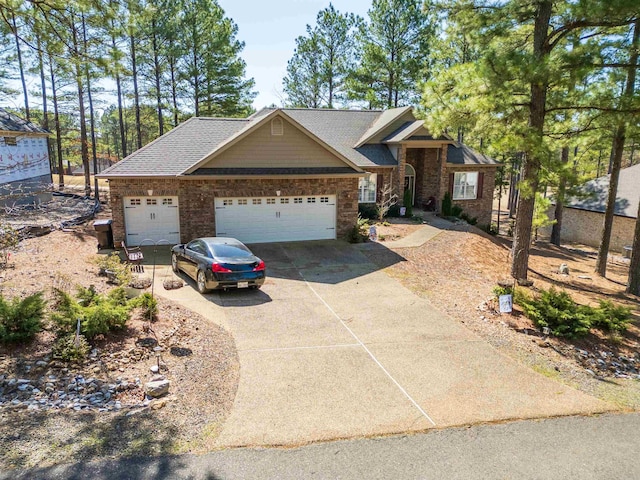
[93, 219, 113, 250]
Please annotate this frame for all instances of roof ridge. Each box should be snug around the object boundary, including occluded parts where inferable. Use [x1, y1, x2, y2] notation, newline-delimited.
[282, 107, 383, 113]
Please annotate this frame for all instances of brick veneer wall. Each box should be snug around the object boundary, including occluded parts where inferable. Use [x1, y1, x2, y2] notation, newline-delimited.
[443, 165, 496, 227]
[544, 207, 635, 253]
[109, 177, 358, 244]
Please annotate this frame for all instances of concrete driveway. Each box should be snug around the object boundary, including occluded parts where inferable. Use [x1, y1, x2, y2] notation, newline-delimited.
[154, 240, 611, 447]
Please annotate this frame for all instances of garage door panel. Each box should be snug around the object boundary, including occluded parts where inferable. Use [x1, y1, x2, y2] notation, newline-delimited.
[215, 195, 336, 244]
[124, 196, 180, 246]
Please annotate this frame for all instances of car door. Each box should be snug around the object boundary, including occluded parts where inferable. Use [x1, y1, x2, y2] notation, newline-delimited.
[183, 240, 204, 279]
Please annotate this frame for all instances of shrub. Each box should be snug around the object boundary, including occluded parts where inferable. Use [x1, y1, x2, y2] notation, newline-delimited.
[460, 212, 477, 225]
[0, 223, 18, 268]
[131, 292, 159, 321]
[347, 215, 369, 243]
[590, 301, 632, 333]
[51, 287, 132, 339]
[442, 192, 453, 217]
[451, 204, 463, 218]
[52, 333, 90, 362]
[386, 204, 401, 217]
[94, 252, 132, 286]
[403, 189, 413, 217]
[516, 287, 632, 338]
[358, 203, 378, 220]
[0, 292, 46, 343]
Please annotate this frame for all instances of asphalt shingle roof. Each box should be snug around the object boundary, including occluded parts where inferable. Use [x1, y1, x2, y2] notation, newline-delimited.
[565, 163, 640, 219]
[100, 117, 249, 176]
[100, 108, 498, 177]
[0, 108, 49, 134]
[191, 167, 358, 176]
[447, 144, 499, 165]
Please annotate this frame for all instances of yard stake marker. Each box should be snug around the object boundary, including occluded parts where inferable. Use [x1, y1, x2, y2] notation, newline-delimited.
[300, 274, 436, 427]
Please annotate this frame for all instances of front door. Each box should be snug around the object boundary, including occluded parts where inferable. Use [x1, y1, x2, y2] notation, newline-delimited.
[404, 164, 416, 206]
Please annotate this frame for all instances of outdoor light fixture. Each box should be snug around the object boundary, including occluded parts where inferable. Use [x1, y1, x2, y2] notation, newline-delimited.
[276, 190, 281, 196]
[147, 189, 153, 196]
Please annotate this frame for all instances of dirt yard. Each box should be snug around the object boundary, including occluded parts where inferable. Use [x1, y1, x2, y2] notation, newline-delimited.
[363, 220, 640, 412]
[0, 223, 239, 470]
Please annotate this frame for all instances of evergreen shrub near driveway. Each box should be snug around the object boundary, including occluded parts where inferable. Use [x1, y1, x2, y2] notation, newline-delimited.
[502, 286, 633, 338]
[0, 292, 46, 343]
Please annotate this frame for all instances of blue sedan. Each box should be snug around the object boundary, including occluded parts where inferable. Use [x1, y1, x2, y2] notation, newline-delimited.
[171, 237, 266, 293]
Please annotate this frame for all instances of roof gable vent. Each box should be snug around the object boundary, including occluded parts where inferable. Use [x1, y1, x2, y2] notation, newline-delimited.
[271, 117, 284, 136]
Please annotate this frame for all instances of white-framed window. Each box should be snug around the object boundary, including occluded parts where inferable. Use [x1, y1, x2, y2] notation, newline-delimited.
[222, 199, 233, 206]
[294, 197, 302, 204]
[266, 198, 276, 205]
[252, 198, 262, 205]
[280, 198, 289, 204]
[320, 197, 329, 203]
[358, 173, 377, 203]
[162, 198, 173, 205]
[146, 198, 157, 205]
[307, 197, 316, 203]
[453, 172, 479, 200]
[130, 198, 141, 206]
[238, 199, 247, 205]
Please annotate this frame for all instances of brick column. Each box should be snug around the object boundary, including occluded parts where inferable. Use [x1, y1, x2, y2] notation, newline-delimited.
[397, 144, 407, 203]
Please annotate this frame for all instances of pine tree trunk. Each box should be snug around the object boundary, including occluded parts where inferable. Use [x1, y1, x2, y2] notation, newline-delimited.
[169, 53, 179, 127]
[130, 34, 142, 150]
[11, 13, 30, 120]
[49, 54, 64, 188]
[510, 0, 552, 281]
[72, 22, 91, 196]
[112, 35, 127, 159]
[595, 19, 638, 277]
[627, 203, 640, 295]
[83, 14, 99, 202]
[550, 146, 570, 246]
[36, 35, 53, 177]
[152, 20, 164, 136]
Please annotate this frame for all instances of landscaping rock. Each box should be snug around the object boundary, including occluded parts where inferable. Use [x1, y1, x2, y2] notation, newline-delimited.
[163, 278, 184, 290]
[145, 379, 170, 398]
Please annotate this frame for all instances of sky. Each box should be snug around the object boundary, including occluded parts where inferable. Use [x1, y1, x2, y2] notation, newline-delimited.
[218, 0, 373, 109]
[1, 0, 373, 113]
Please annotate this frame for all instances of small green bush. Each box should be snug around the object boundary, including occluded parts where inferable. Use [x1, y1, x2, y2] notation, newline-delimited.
[516, 287, 632, 338]
[0, 292, 46, 343]
[590, 301, 632, 333]
[52, 333, 90, 362]
[403, 189, 413, 217]
[460, 212, 477, 225]
[358, 203, 378, 220]
[493, 285, 513, 297]
[451, 204, 463, 218]
[347, 215, 370, 243]
[131, 292, 159, 321]
[95, 252, 132, 286]
[386, 204, 402, 217]
[442, 192, 453, 217]
[51, 287, 132, 339]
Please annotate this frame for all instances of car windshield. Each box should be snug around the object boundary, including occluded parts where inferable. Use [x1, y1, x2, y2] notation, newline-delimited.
[210, 243, 252, 258]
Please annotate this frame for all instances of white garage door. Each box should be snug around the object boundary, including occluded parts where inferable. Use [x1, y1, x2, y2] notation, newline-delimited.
[214, 195, 336, 243]
[124, 196, 180, 246]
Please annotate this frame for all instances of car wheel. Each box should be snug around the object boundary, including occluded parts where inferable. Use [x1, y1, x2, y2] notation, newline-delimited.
[250, 285, 262, 290]
[197, 270, 209, 293]
[171, 253, 179, 273]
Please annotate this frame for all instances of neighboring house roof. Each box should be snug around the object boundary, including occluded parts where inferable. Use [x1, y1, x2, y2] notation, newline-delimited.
[447, 143, 500, 166]
[0, 108, 49, 134]
[99, 107, 498, 178]
[565, 163, 640, 219]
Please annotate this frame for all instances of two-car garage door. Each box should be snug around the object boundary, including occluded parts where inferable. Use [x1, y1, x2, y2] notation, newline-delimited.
[123, 194, 337, 245]
[214, 195, 336, 244]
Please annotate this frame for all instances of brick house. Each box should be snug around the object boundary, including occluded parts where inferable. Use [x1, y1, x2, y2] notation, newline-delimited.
[98, 107, 500, 246]
[548, 163, 640, 253]
[0, 108, 52, 207]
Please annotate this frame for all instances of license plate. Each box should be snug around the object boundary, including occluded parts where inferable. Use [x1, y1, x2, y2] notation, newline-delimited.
[237, 281, 249, 289]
